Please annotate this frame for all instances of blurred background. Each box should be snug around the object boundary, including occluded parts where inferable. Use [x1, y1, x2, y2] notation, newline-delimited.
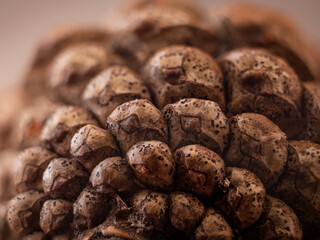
[1, 0, 320, 89]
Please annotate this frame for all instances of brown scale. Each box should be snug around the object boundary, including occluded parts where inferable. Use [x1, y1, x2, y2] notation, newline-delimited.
[224, 113, 288, 190]
[106, 99, 168, 154]
[213, 167, 266, 230]
[218, 48, 303, 138]
[243, 196, 303, 240]
[175, 144, 225, 199]
[39, 199, 73, 235]
[126, 141, 175, 191]
[15, 147, 58, 193]
[163, 98, 229, 154]
[270, 141, 320, 239]
[70, 124, 120, 172]
[82, 65, 151, 126]
[40, 106, 97, 156]
[49, 44, 108, 105]
[142, 46, 225, 109]
[194, 208, 234, 240]
[6, 190, 47, 237]
[300, 82, 320, 143]
[214, 3, 320, 82]
[90, 157, 141, 194]
[42, 158, 88, 199]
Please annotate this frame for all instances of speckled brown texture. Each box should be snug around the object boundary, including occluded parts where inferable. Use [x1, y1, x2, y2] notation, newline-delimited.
[194, 208, 233, 240]
[73, 186, 111, 231]
[215, 3, 320, 82]
[127, 141, 175, 191]
[90, 156, 141, 194]
[0, 151, 20, 201]
[169, 192, 205, 233]
[270, 141, 320, 239]
[175, 145, 225, 199]
[40, 106, 97, 156]
[219, 48, 303, 138]
[15, 147, 58, 193]
[130, 190, 169, 232]
[163, 98, 229, 154]
[70, 124, 120, 171]
[10, 97, 58, 149]
[214, 167, 266, 230]
[42, 158, 88, 199]
[83, 65, 151, 125]
[109, 7, 220, 71]
[6, 190, 47, 236]
[142, 46, 225, 109]
[224, 113, 288, 189]
[243, 196, 302, 240]
[106, 99, 168, 154]
[301, 82, 320, 143]
[24, 26, 110, 97]
[39, 199, 73, 234]
[49, 44, 108, 105]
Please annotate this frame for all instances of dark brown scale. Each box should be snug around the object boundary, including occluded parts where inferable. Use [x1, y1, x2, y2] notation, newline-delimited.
[175, 144, 225, 199]
[42, 158, 88, 199]
[127, 141, 175, 191]
[141, 46, 225, 109]
[163, 98, 229, 154]
[15, 147, 58, 193]
[218, 48, 303, 138]
[224, 113, 288, 189]
[70, 124, 120, 171]
[39, 199, 73, 234]
[213, 167, 266, 229]
[83, 65, 151, 125]
[106, 99, 168, 154]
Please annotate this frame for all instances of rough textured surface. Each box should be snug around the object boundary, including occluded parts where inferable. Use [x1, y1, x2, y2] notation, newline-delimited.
[194, 208, 233, 240]
[39, 199, 73, 234]
[169, 192, 205, 233]
[224, 113, 288, 189]
[42, 158, 88, 199]
[127, 141, 175, 191]
[142, 46, 225, 109]
[15, 147, 58, 193]
[40, 106, 97, 156]
[130, 190, 169, 232]
[215, 3, 320, 82]
[243, 196, 303, 240]
[110, 7, 220, 71]
[175, 145, 225, 199]
[49, 44, 108, 105]
[6, 190, 47, 236]
[90, 156, 141, 193]
[24, 26, 110, 97]
[163, 98, 229, 154]
[301, 82, 320, 143]
[214, 167, 266, 230]
[106, 99, 168, 154]
[271, 141, 320, 239]
[83, 65, 151, 125]
[73, 186, 111, 231]
[219, 48, 303, 138]
[70, 124, 120, 171]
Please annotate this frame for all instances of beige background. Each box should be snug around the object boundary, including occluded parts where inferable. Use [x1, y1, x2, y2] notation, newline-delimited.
[0, 0, 319, 90]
